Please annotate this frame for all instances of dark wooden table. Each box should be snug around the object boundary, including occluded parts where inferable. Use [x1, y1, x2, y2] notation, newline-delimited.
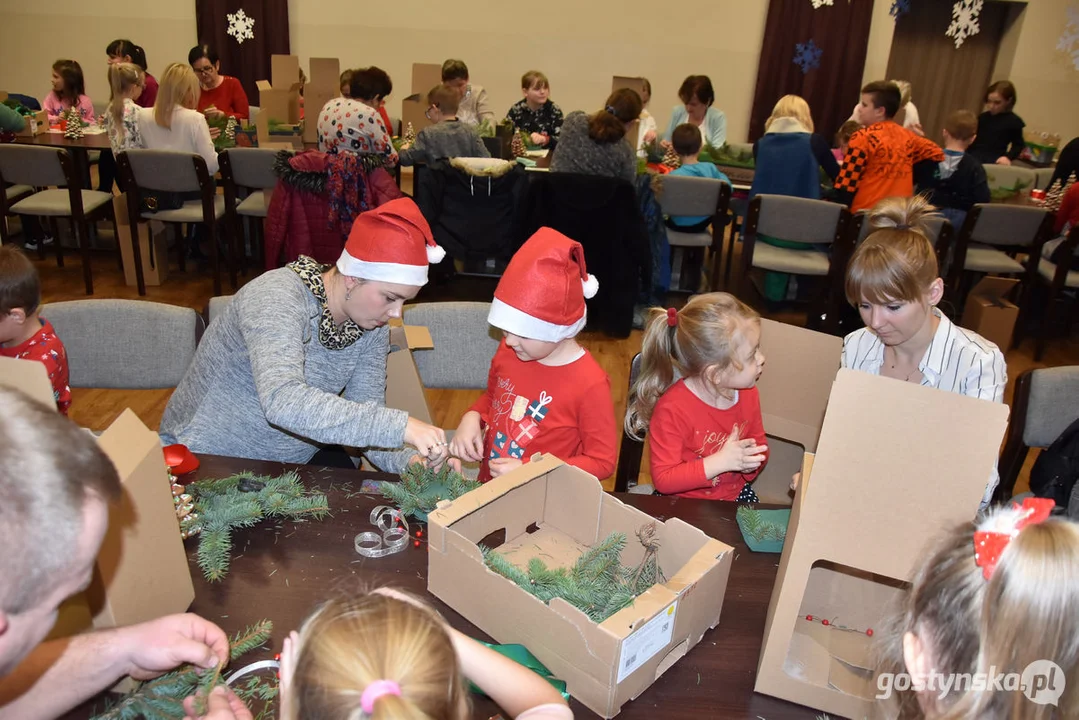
[83, 455, 817, 719]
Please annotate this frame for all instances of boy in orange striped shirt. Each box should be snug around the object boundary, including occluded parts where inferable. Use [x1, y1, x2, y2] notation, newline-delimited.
[835, 81, 944, 212]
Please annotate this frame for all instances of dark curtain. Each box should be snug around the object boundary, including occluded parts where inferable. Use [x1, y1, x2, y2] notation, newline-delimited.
[195, 0, 290, 103]
[748, 0, 874, 144]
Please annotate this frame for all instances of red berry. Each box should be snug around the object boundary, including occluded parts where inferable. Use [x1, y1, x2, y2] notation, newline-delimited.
[413, 540, 421, 548]
[806, 615, 813, 621]
[822, 619, 830, 626]
[416, 529, 423, 538]
[867, 629, 874, 637]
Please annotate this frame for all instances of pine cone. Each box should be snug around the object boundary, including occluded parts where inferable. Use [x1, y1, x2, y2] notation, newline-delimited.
[662, 146, 681, 169]
[511, 133, 526, 158]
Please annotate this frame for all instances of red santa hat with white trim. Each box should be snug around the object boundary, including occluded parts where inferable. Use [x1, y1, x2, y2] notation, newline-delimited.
[487, 227, 598, 342]
[336, 197, 444, 286]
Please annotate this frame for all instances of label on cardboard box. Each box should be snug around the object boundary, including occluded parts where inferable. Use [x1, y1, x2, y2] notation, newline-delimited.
[617, 601, 677, 683]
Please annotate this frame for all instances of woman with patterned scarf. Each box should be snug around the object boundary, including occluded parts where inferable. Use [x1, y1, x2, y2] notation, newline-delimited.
[160, 199, 451, 471]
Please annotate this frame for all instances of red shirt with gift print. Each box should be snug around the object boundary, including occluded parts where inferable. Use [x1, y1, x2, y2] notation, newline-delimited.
[1, 318, 72, 414]
[648, 380, 766, 500]
[469, 340, 617, 483]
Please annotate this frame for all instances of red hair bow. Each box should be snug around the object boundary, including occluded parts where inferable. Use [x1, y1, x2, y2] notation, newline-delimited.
[666, 308, 678, 327]
[973, 497, 1055, 580]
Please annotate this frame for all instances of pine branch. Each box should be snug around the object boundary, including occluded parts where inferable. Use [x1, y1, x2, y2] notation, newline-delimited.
[380, 464, 479, 518]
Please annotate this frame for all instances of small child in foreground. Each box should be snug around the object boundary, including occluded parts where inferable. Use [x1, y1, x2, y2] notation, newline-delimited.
[278, 588, 572, 720]
[0, 247, 71, 414]
[450, 227, 617, 482]
[627, 293, 768, 500]
[876, 497, 1079, 719]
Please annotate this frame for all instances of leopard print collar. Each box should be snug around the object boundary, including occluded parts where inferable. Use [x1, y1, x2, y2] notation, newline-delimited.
[287, 256, 364, 350]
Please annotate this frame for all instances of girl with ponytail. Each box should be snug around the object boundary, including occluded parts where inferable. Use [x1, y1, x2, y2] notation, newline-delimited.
[626, 293, 769, 501]
[104, 63, 145, 156]
[549, 88, 642, 183]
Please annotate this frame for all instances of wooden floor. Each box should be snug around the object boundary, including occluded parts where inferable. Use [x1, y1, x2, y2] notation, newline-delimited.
[29, 204, 1078, 495]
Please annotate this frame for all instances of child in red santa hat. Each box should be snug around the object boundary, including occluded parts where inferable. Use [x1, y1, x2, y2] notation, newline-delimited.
[449, 227, 618, 482]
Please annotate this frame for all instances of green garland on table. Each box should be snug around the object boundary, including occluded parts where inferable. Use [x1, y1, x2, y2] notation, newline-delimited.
[379, 463, 481, 521]
[482, 524, 665, 623]
[188, 471, 329, 582]
[90, 621, 274, 720]
[698, 142, 756, 169]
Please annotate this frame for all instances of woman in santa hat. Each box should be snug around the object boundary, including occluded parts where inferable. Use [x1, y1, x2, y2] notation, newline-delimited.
[160, 198, 451, 470]
[449, 227, 618, 482]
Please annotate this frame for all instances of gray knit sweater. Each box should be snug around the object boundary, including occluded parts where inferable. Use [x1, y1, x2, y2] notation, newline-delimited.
[549, 111, 636, 184]
[159, 267, 414, 470]
[398, 120, 490, 166]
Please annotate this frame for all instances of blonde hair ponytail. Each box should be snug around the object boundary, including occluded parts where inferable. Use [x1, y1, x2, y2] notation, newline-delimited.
[107, 62, 143, 142]
[845, 195, 942, 305]
[283, 591, 467, 720]
[626, 293, 760, 439]
[876, 508, 1079, 720]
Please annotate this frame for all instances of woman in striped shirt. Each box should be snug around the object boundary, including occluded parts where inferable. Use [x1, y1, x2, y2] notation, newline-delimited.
[841, 195, 1007, 507]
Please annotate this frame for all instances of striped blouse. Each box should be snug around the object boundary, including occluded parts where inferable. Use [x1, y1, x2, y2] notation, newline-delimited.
[842, 309, 1008, 507]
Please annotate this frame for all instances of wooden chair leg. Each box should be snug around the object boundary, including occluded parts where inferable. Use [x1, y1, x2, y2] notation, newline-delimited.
[1035, 285, 1059, 362]
[48, 217, 63, 267]
[175, 224, 186, 273]
[124, 195, 146, 296]
[206, 222, 222, 297]
[226, 216, 239, 289]
[76, 219, 93, 295]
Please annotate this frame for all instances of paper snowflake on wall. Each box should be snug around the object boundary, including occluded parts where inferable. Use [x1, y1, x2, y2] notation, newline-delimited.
[227, 8, 255, 45]
[811, 0, 834, 8]
[890, 0, 911, 19]
[1060, 5, 1079, 72]
[793, 40, 823, 74]
[946, 0, 982, 49]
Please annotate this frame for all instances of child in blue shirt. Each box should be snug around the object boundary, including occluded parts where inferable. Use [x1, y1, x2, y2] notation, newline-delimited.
[666, 124, 730, 230]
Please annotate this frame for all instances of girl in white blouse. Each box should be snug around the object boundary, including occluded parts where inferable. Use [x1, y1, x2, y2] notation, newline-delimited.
[842, 195, 1007, 506]
[104, 62, 144, 156]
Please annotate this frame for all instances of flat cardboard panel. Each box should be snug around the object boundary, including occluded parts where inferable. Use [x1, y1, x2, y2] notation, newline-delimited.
[428, 459, 734, 717]
[89, 410, 195, 629]
[961, 277, 1019, 352]
[271, 55, 300, 89]
[411, 62, 444, 95]
[302, 87, 336, 143]
[755, 370, 1009, 717]
[115, 195, 169, 286]
[384, 325, 434, 424]
[401, 98, 432, 133]
[308, 57, 341, 88]
[0, 356, 56, 408]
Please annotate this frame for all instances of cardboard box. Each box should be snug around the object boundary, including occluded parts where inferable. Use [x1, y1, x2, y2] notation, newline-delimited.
[754, 369, 1009, 718]
[428, 455, 735, 718]
[0, 91, 46, 137]
[302, 57, 341, 144]
[114, 194, 169, 287]
[384, 323, 435, 424]
[752, 318, 842, 504]
[401, 63, 444, 134]
[256, 54, 303, 125]
[0, 356, 56, 408]
[960, 277, 1019, 352]
[254, 113, 304, 149]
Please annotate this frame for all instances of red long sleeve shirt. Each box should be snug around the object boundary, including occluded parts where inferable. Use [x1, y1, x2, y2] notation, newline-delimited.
[469, 341, 617, 483]
[647, 380, 766, 500]
[196, 76, 250, 120]
[1, 318, 71, 414]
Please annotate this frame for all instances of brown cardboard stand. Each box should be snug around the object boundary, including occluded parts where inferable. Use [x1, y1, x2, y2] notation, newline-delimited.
[401, 63, 444, 134]
[302, 57, 341, 144]
[384, 323, 435, 424]
[0, 356, 57, 408]
[960, 277, 1020, 352]
[428, 455, 735, 718]
[752, 318, 842, 504]
[114, 194, 169, 286]
[255, 54, 304, 148]
[754, 369, 1009, 718]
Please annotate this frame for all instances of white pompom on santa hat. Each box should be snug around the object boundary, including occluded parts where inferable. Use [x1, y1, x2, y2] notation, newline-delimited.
[488, 227, 599, 342]
[336, 197, 445, 286]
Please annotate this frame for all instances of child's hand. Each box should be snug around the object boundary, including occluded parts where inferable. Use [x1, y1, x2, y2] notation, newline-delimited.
[909, 123, 924, 137]
[707, 426, 768, 478]
[530, 132, 547, 146]
[449, 411, 484, 462]
[643, 129, 657, 144]
[400, 141, 412, 150]
[489, 458, 523, 478]
[790, 472, 801, 492]
[278, 631, 300, 704]
[996, 156, 1012, 166]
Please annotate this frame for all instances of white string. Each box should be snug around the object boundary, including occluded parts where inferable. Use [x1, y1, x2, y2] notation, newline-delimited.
[354, 505, 410, 558]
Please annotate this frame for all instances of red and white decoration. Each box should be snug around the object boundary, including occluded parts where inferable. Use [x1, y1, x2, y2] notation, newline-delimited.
[336, 198, 443, 287]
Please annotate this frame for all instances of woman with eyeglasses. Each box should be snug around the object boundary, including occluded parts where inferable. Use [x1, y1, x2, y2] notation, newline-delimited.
[187, 43, 249, 120]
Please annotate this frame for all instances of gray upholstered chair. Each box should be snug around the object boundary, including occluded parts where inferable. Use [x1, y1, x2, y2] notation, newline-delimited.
[41, 299, 204, 388]
[656, 174, 731, 292]
[1015, 224, 1079, 361]
[0, 145, 117, 294]
[994, 366, 1079, 503]
[740, 194, 851, 331]
[983, 165, 1037, 197]
[206, 294, 234, 326]
[401, 302, 500, 390]
[1033, 167, 1056, 190]
[220, 148, 282, 269]
[117, 149, 236, 297]
[947, 204, 1053, 298]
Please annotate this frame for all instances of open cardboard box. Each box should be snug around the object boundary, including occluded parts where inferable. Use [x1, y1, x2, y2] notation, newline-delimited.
[301, 57, 341, 144]
[751, 318, 842, 504]
[256, 54, 303, 124]
[401, 62, 444, 135]
[428, 455, 735, 718]
[0, 91, 47, 136]
[384, 322, 435, 424]
[960, 277, 1019, 353]
[755, 369, 1009, 718]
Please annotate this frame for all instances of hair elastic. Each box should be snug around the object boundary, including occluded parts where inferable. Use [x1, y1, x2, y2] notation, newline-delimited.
[894, 223, 911, 230]
[360, 679, 401, 713]
[605, 105, 616, 114]
[666, 307, 678, 327]
[973, 496, 1055, 580]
